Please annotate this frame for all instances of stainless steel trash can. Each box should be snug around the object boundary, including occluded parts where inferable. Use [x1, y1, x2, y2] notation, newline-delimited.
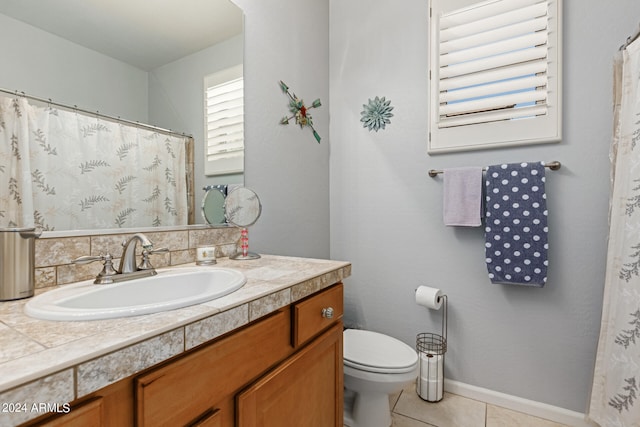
[0, 227, 41, 301]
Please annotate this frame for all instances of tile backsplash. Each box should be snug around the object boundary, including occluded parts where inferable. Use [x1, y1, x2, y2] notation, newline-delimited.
[34, 226, 242, 288]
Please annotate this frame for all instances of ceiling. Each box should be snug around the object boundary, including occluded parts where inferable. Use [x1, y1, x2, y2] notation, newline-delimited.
[0, 0, 243, 71]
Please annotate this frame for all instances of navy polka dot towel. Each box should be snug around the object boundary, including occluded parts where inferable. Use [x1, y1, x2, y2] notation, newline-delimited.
[484, 162, 548, 287]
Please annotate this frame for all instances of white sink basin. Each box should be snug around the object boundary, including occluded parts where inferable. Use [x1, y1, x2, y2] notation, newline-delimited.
[24, 266, 246, 321]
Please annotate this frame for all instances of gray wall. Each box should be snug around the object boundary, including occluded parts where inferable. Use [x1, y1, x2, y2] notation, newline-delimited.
[148, 34, 244, 215]
[234, 0, 331, 259]
[0, 13, 148, 122]
[329, 0, 640, 413]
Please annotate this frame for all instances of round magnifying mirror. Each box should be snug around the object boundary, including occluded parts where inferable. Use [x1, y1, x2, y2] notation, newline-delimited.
[225, 187, 262, 260]
[225, 187, 262, 228]
[201, 186, 227, 226]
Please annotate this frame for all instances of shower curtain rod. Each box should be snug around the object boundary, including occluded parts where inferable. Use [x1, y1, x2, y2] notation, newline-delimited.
[620, 23, 640, 51]
[427, 160, 561, 177]
[0, 87, 193, 139]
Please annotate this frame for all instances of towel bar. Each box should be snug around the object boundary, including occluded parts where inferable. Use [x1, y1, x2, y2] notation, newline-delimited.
[428, 160, 561, 178]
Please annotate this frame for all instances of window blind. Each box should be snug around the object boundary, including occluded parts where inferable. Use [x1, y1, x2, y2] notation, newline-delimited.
[428, 0, 561, 153]
[437, 0, 550, 128]
[205, 71, 244, 176]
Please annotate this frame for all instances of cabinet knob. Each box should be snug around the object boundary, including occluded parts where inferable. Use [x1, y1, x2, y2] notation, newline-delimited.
[321, 307, 334, 319]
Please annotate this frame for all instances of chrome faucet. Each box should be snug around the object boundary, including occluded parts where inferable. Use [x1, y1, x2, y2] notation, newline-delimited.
[73, 233, 167, 284]
[119, 233, 154, 274]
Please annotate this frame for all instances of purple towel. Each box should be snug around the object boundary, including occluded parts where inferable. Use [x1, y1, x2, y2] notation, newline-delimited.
[443, 167, 483, 227]
[484, 162, 548, 287]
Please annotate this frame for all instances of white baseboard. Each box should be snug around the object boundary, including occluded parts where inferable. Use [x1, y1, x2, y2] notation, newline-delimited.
[444, 379, 599, 427]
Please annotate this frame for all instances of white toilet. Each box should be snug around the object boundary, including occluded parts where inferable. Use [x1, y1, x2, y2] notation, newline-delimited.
[343, 329, 419, 427]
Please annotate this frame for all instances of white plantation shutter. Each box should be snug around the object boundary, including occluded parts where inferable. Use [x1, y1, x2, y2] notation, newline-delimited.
[205, 65, 244, 176]
[428, 0, 562, 153]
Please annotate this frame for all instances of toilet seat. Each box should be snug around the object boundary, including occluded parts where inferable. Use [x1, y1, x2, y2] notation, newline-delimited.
[344, 329, 418, 374]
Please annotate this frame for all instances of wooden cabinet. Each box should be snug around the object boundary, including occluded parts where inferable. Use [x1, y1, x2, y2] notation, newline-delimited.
[236, 285, 343, 426]
[24, 283, 344, 427]
[135, 283, 344, 427]
[237, 323, 343, 427]
[135, 308, 294, 426]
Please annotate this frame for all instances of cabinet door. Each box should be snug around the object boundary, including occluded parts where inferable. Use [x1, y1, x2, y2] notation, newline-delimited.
[36, 397, 103, 427]
[24, 374, 134, 427]
[237, 322, 343, 427]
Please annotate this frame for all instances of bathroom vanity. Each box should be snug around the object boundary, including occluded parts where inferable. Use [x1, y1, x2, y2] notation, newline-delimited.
[0, 255, 350, 427]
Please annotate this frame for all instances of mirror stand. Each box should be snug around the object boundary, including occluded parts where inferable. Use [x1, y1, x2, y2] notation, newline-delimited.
[230, 227, 260, 260]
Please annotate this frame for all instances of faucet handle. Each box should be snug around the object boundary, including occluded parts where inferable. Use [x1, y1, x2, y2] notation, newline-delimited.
[149, 247, 169, 254]
[73, 253, 118, 284]
[73, 255, 105, 265]
[139, 248, 169, 270]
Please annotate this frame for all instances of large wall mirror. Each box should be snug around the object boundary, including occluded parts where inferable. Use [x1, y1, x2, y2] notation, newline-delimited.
[0, 0, 243, 234]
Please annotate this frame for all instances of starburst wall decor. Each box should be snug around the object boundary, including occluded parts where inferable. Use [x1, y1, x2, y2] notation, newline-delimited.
[361, 96, 394, 132]
[279, 81, 322, 143]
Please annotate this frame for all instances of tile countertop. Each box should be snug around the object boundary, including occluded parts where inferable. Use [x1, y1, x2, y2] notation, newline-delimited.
[0, 255, 351, 425]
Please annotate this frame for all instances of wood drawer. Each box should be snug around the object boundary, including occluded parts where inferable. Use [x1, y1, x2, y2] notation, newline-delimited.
[292, 283, 343, 347]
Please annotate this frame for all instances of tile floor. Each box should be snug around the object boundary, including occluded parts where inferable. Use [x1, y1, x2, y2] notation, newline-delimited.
[386, 384, 571, 427]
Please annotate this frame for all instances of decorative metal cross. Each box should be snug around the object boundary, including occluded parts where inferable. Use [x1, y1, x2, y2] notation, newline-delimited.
[279, 81, 322, 143]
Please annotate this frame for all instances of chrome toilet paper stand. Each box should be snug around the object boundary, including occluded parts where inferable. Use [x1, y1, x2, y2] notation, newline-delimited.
[416, 294, 447, 402]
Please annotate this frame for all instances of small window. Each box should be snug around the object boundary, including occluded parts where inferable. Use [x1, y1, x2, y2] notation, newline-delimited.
[428, 0, 562, 153]
[204, 65, 244, 176]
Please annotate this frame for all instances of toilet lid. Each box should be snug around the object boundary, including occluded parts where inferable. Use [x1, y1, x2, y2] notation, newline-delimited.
[343, 329, 418, 374]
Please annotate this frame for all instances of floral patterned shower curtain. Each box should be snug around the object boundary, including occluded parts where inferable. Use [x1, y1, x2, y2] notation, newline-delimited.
[0, 95, 188, 231]
[588, 37, 640, 426]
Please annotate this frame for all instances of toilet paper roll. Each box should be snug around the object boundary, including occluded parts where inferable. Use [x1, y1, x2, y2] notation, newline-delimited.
[415, 286, 443, 310]
[418, 377, 444, 402]
[420, 353, 444, 381]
